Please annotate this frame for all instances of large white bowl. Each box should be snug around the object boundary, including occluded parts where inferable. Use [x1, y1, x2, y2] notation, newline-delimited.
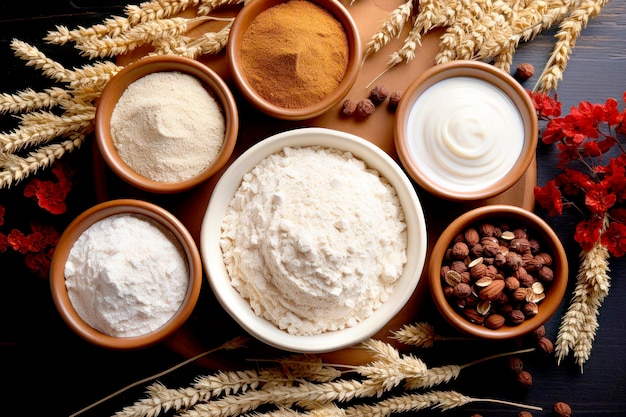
[200, 127, 427, 353]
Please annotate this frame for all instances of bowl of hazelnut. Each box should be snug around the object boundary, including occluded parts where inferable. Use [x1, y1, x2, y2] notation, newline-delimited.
[428, 204, 568, 339]
[227, 0, 362, 120]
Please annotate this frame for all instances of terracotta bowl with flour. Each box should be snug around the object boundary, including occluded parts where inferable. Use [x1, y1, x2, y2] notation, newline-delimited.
[227, 0, 362, 120]
[200, 127, 428, 353]
[95, 55, 238, 194]
[50, 199, 202, 350]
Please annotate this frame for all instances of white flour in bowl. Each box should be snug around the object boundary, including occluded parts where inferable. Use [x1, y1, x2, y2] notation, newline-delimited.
[220, 146, 407, 335]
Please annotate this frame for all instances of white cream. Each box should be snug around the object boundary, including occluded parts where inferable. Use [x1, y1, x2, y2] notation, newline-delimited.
[406, 76, 524, 193]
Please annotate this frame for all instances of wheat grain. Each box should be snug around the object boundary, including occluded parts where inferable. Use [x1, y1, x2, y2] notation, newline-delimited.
[362, 0, 413, 60]
[76, 17, 189, 58]
[555, 213, 611, 371]
[11, 39, 71, 82]
[197, 0, 246, 16]
[0, 133, 85, 188]
[534, 0, 609, 92]
[0, 87, 70, 114]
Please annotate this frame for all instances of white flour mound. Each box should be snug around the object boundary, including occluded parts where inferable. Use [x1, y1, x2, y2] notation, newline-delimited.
[220, 146, 407, 335]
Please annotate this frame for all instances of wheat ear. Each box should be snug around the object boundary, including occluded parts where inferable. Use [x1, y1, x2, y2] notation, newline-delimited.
[362, 0, 413, 60]
[534, 0, 609, 93]
[0, 87, 70, 114]
[555, 214, 611, 371]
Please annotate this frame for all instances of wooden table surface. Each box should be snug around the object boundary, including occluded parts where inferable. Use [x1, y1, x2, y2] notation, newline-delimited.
[1, 1, 625, 416]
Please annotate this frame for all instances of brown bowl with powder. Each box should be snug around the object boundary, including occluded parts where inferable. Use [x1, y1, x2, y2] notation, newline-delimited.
[95, 55, 239, 194]
[49, 199, 203, 350]
[227, 0, 362, 120]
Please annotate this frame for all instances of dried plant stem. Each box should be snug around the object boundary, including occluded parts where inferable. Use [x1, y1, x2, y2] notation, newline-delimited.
[534, 0, 609, 93]
[69, 337, 248, 417]
[555, 214, 611, 371]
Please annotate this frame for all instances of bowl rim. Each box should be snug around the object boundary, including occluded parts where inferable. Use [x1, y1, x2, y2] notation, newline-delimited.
[49, 198, 202, 350]
[94, 55, 239, 194]
[227, 0, 362, 121]
[428, 204, 569, 339]
[200, 127, 428, 353]
[394, 60, 538, 201]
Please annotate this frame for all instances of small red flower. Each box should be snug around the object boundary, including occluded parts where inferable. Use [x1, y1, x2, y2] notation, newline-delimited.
[23, 160, 74, 215]
[601, 221, 626, 257]
[24, 247, 55, 279]
[534, 181, 563, 216]
[0, 232, 7, 253]
[585, 183, 617, 215]
[7, 229, 31, 254]
[574, 218, 603, 252]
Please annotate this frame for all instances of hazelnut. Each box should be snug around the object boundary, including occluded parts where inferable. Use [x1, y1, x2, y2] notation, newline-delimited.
[451, 241, 470, 259]
[505, 276, 520, 292]
[535, 252, 553, 266]
[553, 401, 572, 417]
[470, 263, 489, 279]
[510, 238, 531, 253]
[515, 62, 535, 81]
[508, 356, 524, 373]
[508, 309, 526, 325]
[537, 336, 554, 354]
[356, 99, 375, 117]
[341, 99, 357, 116]
[453, 282, 472, 299]
[518, 412, 533, 417]
[533, 325, 546, 338]
[369, 84, 389, 104]
[511, 287, 528, 302]
[479, 223, 496, 236]
[523, 301, 539, 317]
[388, 90, 403, 111]
[517, 370, 533, 387]
[538, 265, 555, 282]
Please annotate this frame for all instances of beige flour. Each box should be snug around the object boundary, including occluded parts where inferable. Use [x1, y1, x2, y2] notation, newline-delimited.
[110, 71, 225, 183]
[220, 146, 407, 335]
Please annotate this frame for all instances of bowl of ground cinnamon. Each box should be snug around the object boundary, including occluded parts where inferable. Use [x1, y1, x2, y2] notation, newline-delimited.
[227, 0, 362, 120]
[95, 55, 239, 194]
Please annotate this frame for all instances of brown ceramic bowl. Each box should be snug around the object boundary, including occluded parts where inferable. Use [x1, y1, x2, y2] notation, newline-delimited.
[49, 199, 202, 350]
[428, 205, 568, 340]
[95, 55, 238, 194]
[395, 60, 538, 201]
[227, 0, 362, 120]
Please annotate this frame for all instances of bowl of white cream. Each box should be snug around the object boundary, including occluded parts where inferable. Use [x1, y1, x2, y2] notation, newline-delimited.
[394, 60, 538, 201]
[200, 127, 428, 353]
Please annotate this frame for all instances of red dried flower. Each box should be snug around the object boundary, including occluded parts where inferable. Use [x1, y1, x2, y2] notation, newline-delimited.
[23, 160, 73, 215]
[24, 247, 55, 279]
[533, 91, 626, 257]
[0, 204, 5, 226]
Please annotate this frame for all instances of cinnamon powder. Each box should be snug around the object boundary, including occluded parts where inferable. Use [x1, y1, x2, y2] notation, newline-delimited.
[240, 0, 349, 109]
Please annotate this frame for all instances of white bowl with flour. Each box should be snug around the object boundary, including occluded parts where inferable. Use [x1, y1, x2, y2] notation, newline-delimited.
[200, 127, 427, 353]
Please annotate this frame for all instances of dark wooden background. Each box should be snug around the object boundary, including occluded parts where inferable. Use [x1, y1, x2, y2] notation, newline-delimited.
[0, 1, 625, 416]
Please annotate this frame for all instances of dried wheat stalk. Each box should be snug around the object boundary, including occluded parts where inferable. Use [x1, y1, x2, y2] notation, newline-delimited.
[555, 214, 611, 371]
[365, 0, 608, 91]
[0, 0, 242, 188]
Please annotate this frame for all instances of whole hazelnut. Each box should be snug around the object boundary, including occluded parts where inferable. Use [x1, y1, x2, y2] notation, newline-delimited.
[369, 84, 389, 104]
[356, 99, 375, 117]
[464, 227, 480, 246]
[515, 62, 535, 81]
[533, 325, 546, 338]
[508, 356, 524, 373]
[517, 370, 533, 387]
[518, 412, 533, 417]
[553, 401, 572, 417]
[341, 99, 357, 116]
[388, 90, 403, 111]
[523, 301, 539, 317]
[453, 282, 472, 299]
[508, 309, 526, 325]
[451, 241, 470, 259]
[505, 276, 521, 291]
[539, 265, 555, 282]
[537, 336, 554, 354]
